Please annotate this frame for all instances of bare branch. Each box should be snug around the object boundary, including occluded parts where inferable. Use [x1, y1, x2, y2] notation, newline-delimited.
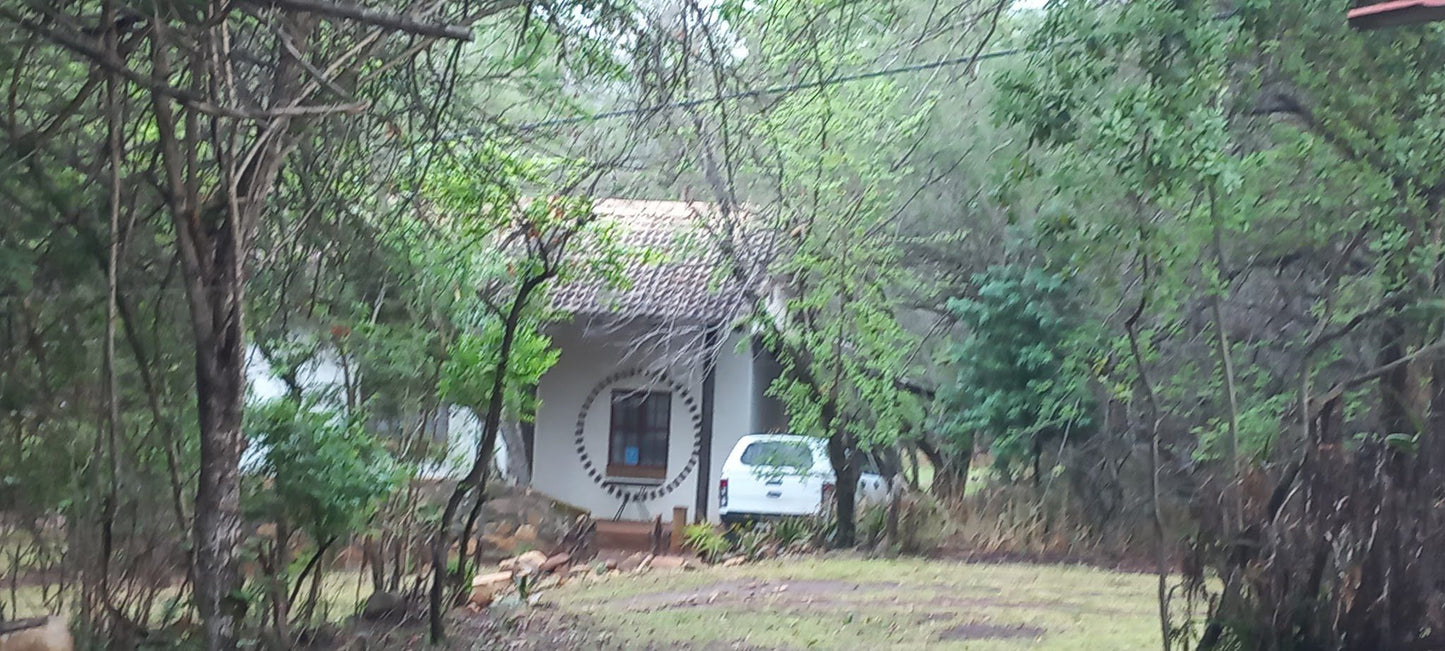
[243, 0, 474, 41]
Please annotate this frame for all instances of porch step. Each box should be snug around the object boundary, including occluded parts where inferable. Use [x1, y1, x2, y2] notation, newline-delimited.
[595, 519, 674, 552]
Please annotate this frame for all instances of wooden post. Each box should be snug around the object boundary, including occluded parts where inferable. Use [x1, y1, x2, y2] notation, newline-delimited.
[671, 506, 688, 553]
[695, 327, 720, 523]
[651, 515, 664, 556]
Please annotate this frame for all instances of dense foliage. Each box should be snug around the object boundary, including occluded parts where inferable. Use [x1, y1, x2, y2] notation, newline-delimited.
[941, 265, 1096, 479]
[4, 0, 1445, 649]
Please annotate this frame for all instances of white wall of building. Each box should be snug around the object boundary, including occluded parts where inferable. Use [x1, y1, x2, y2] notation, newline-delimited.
[244, 345, 491, 480]
[706, 329, 754, 521]
[532, 321, 754, 522]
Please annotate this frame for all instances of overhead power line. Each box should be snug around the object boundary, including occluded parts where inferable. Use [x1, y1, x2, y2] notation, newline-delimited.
[442, 7, 1243, 137]
[455, 44, 1036, 136]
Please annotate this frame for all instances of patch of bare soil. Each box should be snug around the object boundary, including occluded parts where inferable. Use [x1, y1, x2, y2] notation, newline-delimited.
[617, 579, 898, 610]
[332, 575, 1073, 648]
[501, 606, 769, 651]
[936, 621, 1047, 642]
[613, 577, 1117, 617]
[334, 605, 596, 650]
[333, 604, 766, 650]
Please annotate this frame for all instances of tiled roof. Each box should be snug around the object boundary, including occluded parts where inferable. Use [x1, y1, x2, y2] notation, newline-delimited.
[549, 199, 754, 323]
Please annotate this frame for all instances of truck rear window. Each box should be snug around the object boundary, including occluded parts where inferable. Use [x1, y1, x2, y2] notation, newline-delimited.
[740, 441, 813, 470]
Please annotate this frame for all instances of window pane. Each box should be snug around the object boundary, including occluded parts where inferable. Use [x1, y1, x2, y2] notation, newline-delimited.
[610, 392, 632, 465]
[642, 392, 669, 467]
[609, 390, 671, 472]
[646, 427, 665, 466]
[740, 441, 813, 470]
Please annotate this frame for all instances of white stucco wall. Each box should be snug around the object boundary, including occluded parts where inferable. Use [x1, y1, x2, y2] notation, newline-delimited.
[244, 345, 492, 480]
[707, 330, 754, 521]
[532, 321, 754, 523]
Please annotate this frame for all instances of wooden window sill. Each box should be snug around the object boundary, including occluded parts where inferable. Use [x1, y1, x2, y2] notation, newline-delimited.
[606, 464, 667, 481]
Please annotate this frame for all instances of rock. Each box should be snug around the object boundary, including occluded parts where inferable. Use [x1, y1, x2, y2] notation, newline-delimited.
[0, 616, 72, 651]
[517, 550, 549, 571]
[618, 552, 647, 572]
[473, 570, 515, 588]
[650, 555, 688, 570]
[470, 487, 591, 565]
[498, 549, 548, 573]
[514, 524, 539, 544]
[489, 520, 518, 538]
[469, 571, 514, 607]
[482, 533, 516, 556]
[603, 558, 619, 571]
[540, 552, 571, 573]
[360, 591, 406, 621]
[721, 556, 746, 567]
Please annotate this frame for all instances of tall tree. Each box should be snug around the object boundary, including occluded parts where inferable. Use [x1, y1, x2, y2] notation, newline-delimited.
[992, 0, 1445, 647]
[1, 2, 476, 645]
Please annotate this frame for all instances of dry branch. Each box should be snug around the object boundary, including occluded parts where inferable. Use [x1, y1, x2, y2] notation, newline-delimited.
[244, 0, 474, 41]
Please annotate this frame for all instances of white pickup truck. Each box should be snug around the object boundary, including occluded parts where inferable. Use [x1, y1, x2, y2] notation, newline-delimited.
[718, 433, 889, 524]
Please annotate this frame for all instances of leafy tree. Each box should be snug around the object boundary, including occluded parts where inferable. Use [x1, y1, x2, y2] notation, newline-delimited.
[243, 397, 397, 638]
[941, 265, 1096, 483]
[439, 320, 558, 425]
[413, 143, 621, 640]
[726, 18, 929, 547]
[991, 0, 1445, 647]
[245, 398, 397, 547]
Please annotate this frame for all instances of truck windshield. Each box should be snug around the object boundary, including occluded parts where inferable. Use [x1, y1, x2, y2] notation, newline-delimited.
[740, 441, 813, 470]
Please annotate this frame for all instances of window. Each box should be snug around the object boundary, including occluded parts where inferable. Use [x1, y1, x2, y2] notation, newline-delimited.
[608, 390, 670, 480]
[740, 441, 814, 470]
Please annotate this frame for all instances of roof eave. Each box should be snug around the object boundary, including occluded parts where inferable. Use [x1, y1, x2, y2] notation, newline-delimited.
[1349, 0, 1445, 29]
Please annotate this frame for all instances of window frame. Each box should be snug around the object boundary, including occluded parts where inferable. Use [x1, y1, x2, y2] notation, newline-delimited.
[606, 389, 671, 481]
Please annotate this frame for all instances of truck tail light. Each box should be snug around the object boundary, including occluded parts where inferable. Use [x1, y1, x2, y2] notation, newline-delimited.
[719, 478, 729, 508]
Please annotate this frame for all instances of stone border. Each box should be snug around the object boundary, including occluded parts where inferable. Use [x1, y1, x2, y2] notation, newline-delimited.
[573, 368, 703, 502]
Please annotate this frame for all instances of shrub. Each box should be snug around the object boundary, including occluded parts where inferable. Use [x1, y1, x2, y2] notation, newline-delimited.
[858, 502, 889, 546]
[896, 490, 949, 554]
[244, 397, 398, 543]
[857, 489, 951, 554]
[771, 516, 815, 548]
[735, 525, 774, 560]
[682, 523, 730, 562]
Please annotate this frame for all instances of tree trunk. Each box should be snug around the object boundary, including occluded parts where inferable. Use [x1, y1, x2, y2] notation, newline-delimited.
[1032, 438, 1043, 490]
[1378, 315, 1415, 438]
[918, 436, 966, 502]
[270, 520, 291, 645]
[1123, 251, 1170, 651]
[1208, 185, 1243, 536]
[824, 410, 858, 547]
[147, 12, 304, 644]
[498, 414, 531, 485]
[429, 273, 549, 642]
[903, 442, 920, 491]
[192, 309, 248, 651]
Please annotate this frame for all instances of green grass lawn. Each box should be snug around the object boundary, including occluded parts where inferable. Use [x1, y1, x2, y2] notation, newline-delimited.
[542, 556, 1162, 650]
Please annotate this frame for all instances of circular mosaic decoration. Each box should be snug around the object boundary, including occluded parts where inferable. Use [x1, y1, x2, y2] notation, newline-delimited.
[573, 368, 703, 502]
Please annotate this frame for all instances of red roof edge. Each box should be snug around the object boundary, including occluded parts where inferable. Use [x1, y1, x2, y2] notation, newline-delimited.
[1349, 0, 1445, 28]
